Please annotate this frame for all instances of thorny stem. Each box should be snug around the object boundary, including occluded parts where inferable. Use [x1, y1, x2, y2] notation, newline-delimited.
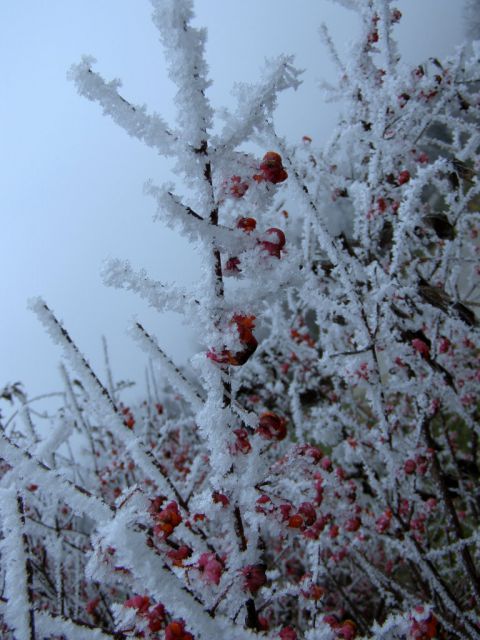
[162, 561, 210, 612]
[54, 517, 66, 617]
[99, 590, 116, 627]
[201, 137, 260, 633]
[17, 496, 36, 640]
[38, 606, 128, 639]
[208, 582, 234, 617]
[27, 517, 88, 552]
[421, 416, 480, 602]
[322, 560, 370, 634]
[233, 506, 248, 553]
[443, 419, 480, 521]
[1, 431, 110, 506]
[390, 492, 479, 636]
[408, 534, 479, 636]
[38, 301, 118, 412]
[61, 364, 100, 477]
[245, 598, 260, 631]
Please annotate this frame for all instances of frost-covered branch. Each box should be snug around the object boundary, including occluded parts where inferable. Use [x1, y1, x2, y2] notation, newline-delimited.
[69, 56, 178, 156]
[102, 257, 200, 316]
[0, 490, 35, 640]
[215, 56, 303, 153]
[130, 321, 204, 411]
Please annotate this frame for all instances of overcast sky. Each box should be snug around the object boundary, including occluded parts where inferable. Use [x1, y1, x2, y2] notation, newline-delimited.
[0, 1, 469, 403]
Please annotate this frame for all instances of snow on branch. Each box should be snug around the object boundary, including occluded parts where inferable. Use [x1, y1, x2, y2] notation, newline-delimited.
[0, 490, 34, 640]
[150, 0, 213, 149]
[102, 257, 200, 316]
[319, 23, 347, 75]
[29, 298, 187, 505]
[324, 0, 360, 11]
[69, 56, 178, 156]
[35, 611, 116, 640]
[144, 181, 250, 252]
[29, 297, 117, 415]
[101, 509, 257, 640]
[216, 55, 303, 153]
[130, 321, 204, 411]
[373, 0, 400, 74]
[0, 430, 113, 522]
[389, 158, 449, 275]
[272, 133, 370, 343]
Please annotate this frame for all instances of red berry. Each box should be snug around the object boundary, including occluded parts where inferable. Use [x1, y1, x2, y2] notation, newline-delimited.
[298, 502, 316, 526]
[375, 508, 392, 533]
[411, 338, 430, 358]
[404, 459, 417, 475]
[236, 217, 257, 232]
[147, 603, 166, 632]
[410, 612, 438, 639]
[324, 614, 339, 627]
[320, 457, 332, 471]
[257, 151, 288, 184]
[153, 501, 182, 539]
[259, 228, 286, 258]
[124, 595, 150, 614]
[225, 256, 241, 274]
[288, 514, 304, 528]
[241, 564, 267, 594]
[229, 175, 249, 198]
[233, 428, 252, 454]
[124, 415, 135, 429]
[165, 619, 194, 640]
[279, 503, 293, 521]
[197, 552, 223, 585]
[439, 337, 451, 353]
[86, 596, 101, 616]
[207, 315, 258, 366]
[328, 524, 339, 538]
[337, 619, 357, 639]
[345, 516, 361, 532]
[212, 491, 229, 506]
[257, 411, 287, 441]
[377, 197, 387, 213]
[391, 8, 402, 23]
[303, 583, 325, 600]
[167, 545, 192, 567]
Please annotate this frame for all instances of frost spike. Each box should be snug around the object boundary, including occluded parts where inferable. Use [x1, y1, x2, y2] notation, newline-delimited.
[0, 430, 113, 522]
[216, 55, 303, 154]
[30, 297, 187, 505]
[150, 0, 213, 149]
[130, 321, 204, 411]
[102, 257, 200, 316]
[69, 56, 178, 156]
[0, 490, 35, 640]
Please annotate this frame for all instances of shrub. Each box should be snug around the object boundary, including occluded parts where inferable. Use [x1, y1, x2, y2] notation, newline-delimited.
[1, 1, 479, 638]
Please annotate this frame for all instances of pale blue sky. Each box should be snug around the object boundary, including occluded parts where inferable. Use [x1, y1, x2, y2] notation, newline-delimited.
[0, 1, 468, 400]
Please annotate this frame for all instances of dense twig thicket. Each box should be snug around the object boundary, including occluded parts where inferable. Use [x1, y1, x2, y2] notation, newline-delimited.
[1, 1, 479, 638]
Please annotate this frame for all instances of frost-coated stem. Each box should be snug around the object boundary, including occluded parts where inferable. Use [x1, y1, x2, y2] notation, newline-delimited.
[0, 490, 35, 640]
[0, 430, 112, 522]
[30, 298, 188, 505]
[130, 321, 204, 411]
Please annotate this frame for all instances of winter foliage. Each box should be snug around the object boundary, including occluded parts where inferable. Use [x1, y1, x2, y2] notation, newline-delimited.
[1, 0, 480, 638]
